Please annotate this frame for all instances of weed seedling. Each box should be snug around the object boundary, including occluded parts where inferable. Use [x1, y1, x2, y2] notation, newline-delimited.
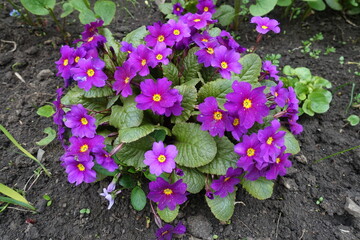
[339, 56, 345, 65]
[316, 196, 324, 205]
[80, 208, 91, 214]
[324, 46, 336, 55]
[346, 115, 360, 126]
[43, 194, 52, 207]
[264, 53, 282, 66]
[300, 33, 324, 59]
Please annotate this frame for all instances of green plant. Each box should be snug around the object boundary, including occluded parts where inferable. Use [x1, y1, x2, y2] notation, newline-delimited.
[316, 196, 324, 204]
[43, 194, 53, 206]
[79, 208, 91, 214]
[0, 183, 36, 211]
[281, 66, 333, 116]
[339, 56, 345, 65]
[264, 53, 282, 66]
[300, 33, 324, 59]
[346, 115, 360, 126]
[324, 46, 336, 55]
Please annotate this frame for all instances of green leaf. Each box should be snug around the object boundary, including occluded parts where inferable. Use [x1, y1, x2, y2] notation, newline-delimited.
[347, 115, 360, 126]
[241, 177, 274, 200]
[294, 67, 312, 81]
[174, 166, 205, 194]
[325, 0, 343, 10]
[171, 85, 197, 123]
[235, 53, 262, 84]
[308, 89, 332, 113]
[69, 0, 90, 11]
[37, 105, 55, 117]
[294, 82, 308, 101]
[151, 130, 167, 142]
[61, 86, 85, 105]
[163, 63, 180, 85]
[0, 183, 31, 205]
[157, 206, 179, 223]
[0, 196, 35, 211]
[302, 99, 315, 116]
[280, 127, 301, 155]
[79, 8, 97, 25]
[277, 0, 293, 7]
[61, 2, 74, 18]
[198, 78, 234, 108]
[172, 123, 217, 168]
[308, 0, 326, 11]
[208, 27, 221, 37]
[83, 86, 114, 98]
[119, 174, 137, 188]
[109, 103, 143, 130]
[213, 5, 235, 26]
[206, 191, 236, 222]
[118, 124, 156, 143]
[198, 137, 237, 175]
[122, 26, 148, 47]
[313, 77, 332, 89]
[159, 3, 174, 15]
[93, 164, 118, 176]
[20, 0, 56, 15]
[115, 136, 154, 168]
[94, 0, 116, 25]
[36, 127, 56, 146]
[249, 0, 277, 16]
[183, 47, 202, 82]
[100, 28, 121, 56]
[131, 186, 147, 211]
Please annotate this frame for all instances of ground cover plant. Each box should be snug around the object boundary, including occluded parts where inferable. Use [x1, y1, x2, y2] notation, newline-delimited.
[0, 0, 360, 239]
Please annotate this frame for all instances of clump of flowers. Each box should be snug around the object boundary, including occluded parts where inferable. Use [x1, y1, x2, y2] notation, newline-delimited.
[53, 4, 303, 239]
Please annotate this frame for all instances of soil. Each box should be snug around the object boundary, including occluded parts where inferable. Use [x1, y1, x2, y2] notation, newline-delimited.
[0, 1, 360, 240]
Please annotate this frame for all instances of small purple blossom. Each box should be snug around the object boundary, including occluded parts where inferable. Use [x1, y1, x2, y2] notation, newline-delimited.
[235, 133, 262, 172]
[265, 146, 292, 180]
[228, 113, 247, 141]
[113, 62, 136, 97]
[270, 81, 289, 108]
[251, 16, 280, 34]
[64, 104, 96, 138]
[196, 0, 216, 14]
[145, 22, 174, 47]
[192, 31, 215, 47]
[205, 190, 214, 199]
[120, 41, 135, 54]
[63, 155, 96, 185]
[144, 141, 177, 176]
[81, 19, 104, 39]
[185, 12, 213, 30]
[81, 34, 107, 50]
[156, 222, 186, 240]
[211, 167, 243, 198]
[147, 178, 187, 210]
[55, 45, 75, 85]
[71, 57, 108, 91]
[262, 60, 279, 81]
[100, 185, 115, 210]
[195, 41, 218, 67]
[211, 46, 242, 79]
[168, 19, 191, 43]
[197, 97, 232, 137]
[172, 3, 184, 16]
[153, 42, 173, 65]
[53, 88, 65, 141]
[68, 135, 105, 161]
[93, 148, 118, 172]
[127, 44, 157, 76]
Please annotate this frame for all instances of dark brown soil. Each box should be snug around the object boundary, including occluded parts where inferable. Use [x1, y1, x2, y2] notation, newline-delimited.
[0, 1, 360, 240]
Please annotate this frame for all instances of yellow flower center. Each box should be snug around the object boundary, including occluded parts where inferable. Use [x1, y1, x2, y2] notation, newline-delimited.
[87, 69, 95, 77]
[87, 36, 94, 42]
[206, 47, 214, 54]
[221, 61, 228, 69]
[173, 29, 180, 35]
[194, 18, 201, 22]
[80, 144, 89, 153]
[261, 25, 268, 29]
[156, 54, 163, 60]
[204, 7, 209, 12]
[162, 230, 169, 236]
[75, 56, 80, 63]
[224, 177, 230, 182]
[274, 92, 279, 97]
[163, 188, 173, 195]
[158, 154, 166, 163]
[141, 59, 147, 66]
[243, 99, 252, 109]
[152, 94, 161, 102]
[276, 158, 281, 164]
[124, 77, 130, 83]
[213, 111, 223, 121]
[267, 137, 273, 145]
[63, 59, 68, 66]
[127, 50, 132, 53]
[176, 7, 180, 11]
[233, 118, 239, 126]
[157, 35, 165, 42]
[247, 148, 255, 157]
[81, 117, 88, 125]
[201, 38, 208, 42]
[77, 163, 85, 171]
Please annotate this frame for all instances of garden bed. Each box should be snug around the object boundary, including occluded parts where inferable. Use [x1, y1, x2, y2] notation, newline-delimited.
[0, 1, 359, 239]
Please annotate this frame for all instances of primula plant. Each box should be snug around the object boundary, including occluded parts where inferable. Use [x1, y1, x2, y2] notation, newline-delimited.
[53, 5, 304, 238]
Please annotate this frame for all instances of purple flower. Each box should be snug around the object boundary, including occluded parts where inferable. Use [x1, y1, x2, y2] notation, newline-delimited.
[55, 45, 75, 85]
[224, 81, 269, 129]
[251, 16, 280, 34]
[234, 133, 262, 172]
[127, 44, 157, 76]
[185, 12, 213, 30]
[64, 104, 96, 138]
[93, 148, 118, 172]
[172, 3, 184, 16]
[288, 114, 303, 135]
[153, 42, 172, 65]
[167, 19, 191, 43]
[211, 46, 242, 79]
[145, 22, 174, 47]
[148, 178, 187, 210]
[81, 34, 107, 50]
[192, 31, 215, 47]
[71, 57, 108, 91]
[262, 60, 279, 80]
[211, 167, 243, 198]
[164, 92, 183, 117]
[135, 78, 181, 115]
[205, 190, 214, 199]
[53, 88, 65, 141]
[197, 97, 232, 137]
[196, 0, 216, 14]
[81, 19, 104, 39]
[257, 120, 286, 161]
[265, 146, 292, 180]
[144, 141, 177, 176]
[120, 41, 135, 54]
[72, 47, 87, 67]
[100, 185, 115, 210]
[68, 135, 105, 161]
[195, 41, 218, 67]
[113, 62, 136, 97]
[270, 81, 289, 108]
[228, 113, 247, 141]
[216, 30, 244, 52]
[63, 155, 96, 185]
[156, 222, 186, 240]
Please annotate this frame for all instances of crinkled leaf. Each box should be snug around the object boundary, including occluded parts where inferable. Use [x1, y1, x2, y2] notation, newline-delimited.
[172, 123, 217, 168]
[213, 5, 235, 26]
[118, 124, 156, 143]
[280, 127, 301, 155]
[61, 86, 85, 105]
[183, 47, 202, 82]
[171, 85, 197, 123]
[100, 28, 120, 55]
[122, 26, 148, 47]
[119, 174, 137, 188]
[83, 86, 114, 98]
[198, 78, 235, 108]
[131, 186, 146, 211]
[115, 136, 154, 168]
[79, 8, 97, 25]
[93, 163, 118, 176]
[107, 95, 120, 109]
[20, 0, 56, 15]
[234, 53, 262, 84]
[37, 105, 55, 117]
[109, 103, 143, 129]
[151, 129, 167, 142]
[163, 63, 180, 85]
[241, 177, 273, 200]
[249, 0, 277, 16]
[36, 127, 56, 146]
[157, 206, 179, 223]
[94, 0, 116, 25]
[208, 27, 222, 37]
[174, 166, 205, 194]
[198, 136, 238, 175]
[206, 191, 236, 222]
